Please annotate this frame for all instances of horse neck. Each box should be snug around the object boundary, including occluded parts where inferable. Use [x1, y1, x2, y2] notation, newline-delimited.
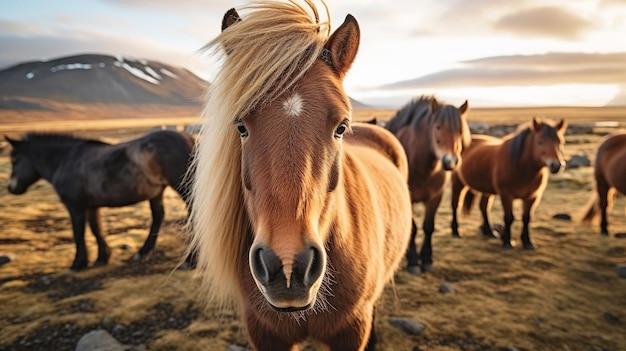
[26, 142, 81, 181]
[414, 118, 439, 172]
[511, 132, 544, 173]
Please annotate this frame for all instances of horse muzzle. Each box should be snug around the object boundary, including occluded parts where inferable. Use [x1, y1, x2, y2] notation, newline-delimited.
[441, 154, 459, 171]
[547, 160, 564, 174]
[7, 178, 26, 195]
[249, 243, 325, 311]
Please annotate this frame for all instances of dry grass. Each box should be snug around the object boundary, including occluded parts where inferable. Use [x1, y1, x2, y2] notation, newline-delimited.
[0, 107, 626, 351]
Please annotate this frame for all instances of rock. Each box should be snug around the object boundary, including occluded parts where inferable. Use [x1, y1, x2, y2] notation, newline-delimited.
[616, 264, 626, 279]
[100, 317, 114, 328]
[388, 317, 426, 335]
[566, 154, 591, 169]
[603, 312, 620, 325]
[438, 282, 455, 294]
[552, 213, 572, 221]
[227, 345, 251, 351]
[118, 244, 131, 250]
[0, 255, 11, 266]
[75, 329, 125, 351]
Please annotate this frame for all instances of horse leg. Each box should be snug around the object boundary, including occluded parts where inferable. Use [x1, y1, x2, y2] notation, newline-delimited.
[365, 306, 377, 351]
[521, 197, 538, 250]
[420, 194, 442, 273]
[244, 313, 295, 351]
[326, 311, 374, 351]
[405, 219, 420, 274]
[597, 181, 611, 236]
[87, 208, 111, 266]
[479, 194, 497, 238]
[134, 193, 165, 260]
[67, 206, 88, 271]
[450, 172, 466, 238]
[500, 194, 515, 249]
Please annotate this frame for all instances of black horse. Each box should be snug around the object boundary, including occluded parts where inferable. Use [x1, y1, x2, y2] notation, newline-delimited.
[6, 130, 196, 271]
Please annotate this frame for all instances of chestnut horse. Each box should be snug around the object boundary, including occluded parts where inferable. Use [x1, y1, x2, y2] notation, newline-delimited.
[450, 117, 567, 249]
[582, 133, 626, 236]
[386, 96, 470, 273]
[187, 1, 413, 350]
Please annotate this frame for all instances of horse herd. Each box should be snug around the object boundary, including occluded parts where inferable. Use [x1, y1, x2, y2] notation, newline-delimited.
[4, 1, 626, 350]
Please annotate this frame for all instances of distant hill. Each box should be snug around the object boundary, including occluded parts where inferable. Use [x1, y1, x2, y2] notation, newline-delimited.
[0, 53, 368, 120]
[0, 54, 207, 112]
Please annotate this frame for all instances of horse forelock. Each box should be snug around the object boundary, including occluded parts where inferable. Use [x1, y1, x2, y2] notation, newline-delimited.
[203, 0, 330, 123]
[190, 0, 332, 308]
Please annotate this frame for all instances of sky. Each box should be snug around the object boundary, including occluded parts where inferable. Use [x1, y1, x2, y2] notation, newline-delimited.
[1, 0, 626, 108]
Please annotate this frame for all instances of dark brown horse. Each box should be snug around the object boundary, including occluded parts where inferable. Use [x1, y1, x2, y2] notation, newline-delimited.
[6, 130, 195, 271]
[386, 96, 470, 273]
[582, 132, 626, 236]
[450, 117, 567, 249]
[187, 1, 413, 350]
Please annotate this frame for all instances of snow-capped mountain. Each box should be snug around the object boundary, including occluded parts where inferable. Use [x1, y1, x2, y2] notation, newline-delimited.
[0, 54, 206, 110]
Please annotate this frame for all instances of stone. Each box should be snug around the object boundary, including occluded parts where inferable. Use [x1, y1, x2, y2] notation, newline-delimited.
[0, 255, 11, 266]
[438, 282, 455, 294]
[75, 329, 125, 351]
[388, 317, 426, 335]
[566, 154, 591, 169]
[616, 264, 626, 279]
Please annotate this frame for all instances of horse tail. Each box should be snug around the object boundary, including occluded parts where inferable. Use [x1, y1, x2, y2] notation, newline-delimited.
[581, 194, 599, 222]
[462, 190, 476, 216]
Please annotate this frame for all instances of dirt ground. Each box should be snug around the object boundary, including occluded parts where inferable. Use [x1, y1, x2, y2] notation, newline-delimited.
[0, 107, 625, 351]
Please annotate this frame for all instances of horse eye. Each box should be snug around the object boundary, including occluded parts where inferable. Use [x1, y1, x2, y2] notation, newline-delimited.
[236, 122, 248, 138]
[334, 122, 347, 138]
[436, 139, 441, 144]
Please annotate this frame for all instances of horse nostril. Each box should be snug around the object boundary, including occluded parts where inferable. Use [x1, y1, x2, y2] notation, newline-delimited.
[252, 247, 282, 285]
[549, 162, 562, 174]
[294, 245, 324, 288]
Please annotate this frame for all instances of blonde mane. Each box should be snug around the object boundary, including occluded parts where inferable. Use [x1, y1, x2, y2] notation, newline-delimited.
[188, 0, 331, 308]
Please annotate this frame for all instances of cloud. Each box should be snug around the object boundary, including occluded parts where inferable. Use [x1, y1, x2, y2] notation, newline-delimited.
[0, 32, 210, 77]
[102, 0, 231, 12]
[494, 6, 596, 40]
[379, 52, 626, 89]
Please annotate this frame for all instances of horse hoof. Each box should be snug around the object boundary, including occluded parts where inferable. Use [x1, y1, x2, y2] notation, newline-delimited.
[421, 263, 434, 273]
[69, 264, 87, 272]
[132, 253, 143, 261]
[406, 266, 421, 275]
[502, 243, 514, 250]
[93, 260, 108, 267]
[523, 243, 536, 250]
[451, 233, 462, 239]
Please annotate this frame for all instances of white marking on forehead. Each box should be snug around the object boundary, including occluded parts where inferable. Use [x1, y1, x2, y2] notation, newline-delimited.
[283, 93, 303, 117]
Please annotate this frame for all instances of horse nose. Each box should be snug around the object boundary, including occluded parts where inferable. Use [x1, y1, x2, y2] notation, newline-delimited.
[251, 244, 324, 289]
[548, 161, 563, 174]
[441, 154, 458, 171]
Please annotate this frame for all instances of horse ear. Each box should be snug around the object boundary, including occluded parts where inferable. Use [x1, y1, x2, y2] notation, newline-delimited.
[430, 98, 439, 113]
[532, 117, 543, 132]
[222, 8, 241, 32]
[459, 100, 469, 114]
[556, 118, 568, 133]
[4, 135, 19, 147]
[324, 14, 360, 78]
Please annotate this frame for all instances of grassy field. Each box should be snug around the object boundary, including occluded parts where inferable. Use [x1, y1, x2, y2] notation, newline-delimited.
[0, 106, 625, 351]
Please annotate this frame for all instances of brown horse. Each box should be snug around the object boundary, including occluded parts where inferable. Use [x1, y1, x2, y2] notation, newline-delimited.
[187, 1, 413, 350]
[386, 96, 470, 273]
[582, 133, 626, 236]
[450, 117, 567, 249]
